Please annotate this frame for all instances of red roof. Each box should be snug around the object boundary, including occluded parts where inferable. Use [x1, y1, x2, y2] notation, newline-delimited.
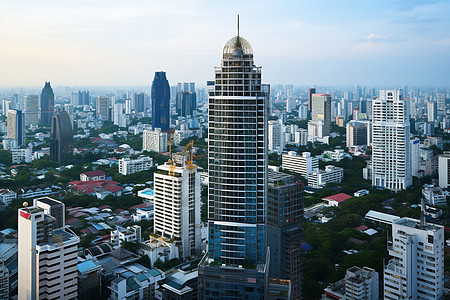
[69, 180, 123, 194]
[322, 193, 352, 203]
[129, 203, 152, 211]
[66, 218, 80, 224]
[355, 225, 369, 232]
[80, 170, 106, 177]
[98, 205, 112, 210]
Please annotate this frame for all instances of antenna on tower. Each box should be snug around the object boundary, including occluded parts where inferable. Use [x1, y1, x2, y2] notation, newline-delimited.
[237, 14, 240, 37]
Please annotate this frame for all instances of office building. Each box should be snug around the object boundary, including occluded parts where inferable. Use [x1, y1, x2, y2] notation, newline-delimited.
[71, 90, 90, 106]
[7, 109, 25, 147]
[0, 259, 8, 299]
[307, 87, 316, 111]
[366, 211, 444, 300]
[113, 102, 127, 127]
[50, 109, 73, 164]
[282, 151, 318, 179]
[118, 156, 153, 175]
[176, 82, 197, 117]
[298, 104, 308, 120]
[18, 198, 79, 300]
[143, 128, 168, 153]
[422, 186, 448, 206]
[96, 97, 110, 121]
[267, 170, 303, 300]
[311, 94, 331, 136]
[346, 120, 369, 148]
[427, 101, 437, 123]
[40, 81, 55, 126]
[151, 71, 170, 131]
[2, 100, 11, 116]
[153, 151, 201, 258]
[134, 92, 145, 113]
[371, 90, 411, 190]
[307, 120, 325, 140]
[437, 93, 445, 114]
[268, 120, 284, 154]
[24, 95, 39, 127]
[198, 26, 270, 299]
[410, 137, 420, 177]
[308, 165, 344, 188]
[438, 153, 450, 188]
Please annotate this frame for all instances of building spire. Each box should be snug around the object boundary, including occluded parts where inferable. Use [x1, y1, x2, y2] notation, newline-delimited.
[237, 14, 240, 37]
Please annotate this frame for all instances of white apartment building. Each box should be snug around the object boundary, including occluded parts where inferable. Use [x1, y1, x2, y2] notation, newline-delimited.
[0, 188, 17, 206]
[422, 186, 448, 206]
[153, 152, 201, 258]
[298, 105, 308, 120]
[118, 156, 153, 175]
[282, 151, 319, 179]
[295, 128, 308, 146]
[18, 198, 79, 300]
[308, 120, 324, 141]
[308, 165, 344, 188]
[344, 266, 379, 300]
[143, 128, 168, 153]
[110, 225, 142, 248]
[366, 211, 444, 300]
[410, 137, 421, 177]
[268, 120, 284, 154]
[10, 148, 32, 164]
[438, 153, 450, 188]
[371, 89, 412, 191]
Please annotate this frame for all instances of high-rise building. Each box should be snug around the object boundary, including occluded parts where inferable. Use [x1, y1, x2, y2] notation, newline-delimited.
[198, 26, 270, 299]
[438, 152, 450, 188]
[113, 102, 127, 127]
[437, 93, 445, 115]
[18, 198, 79, 299]
[176, 82, 197, 117]
[7, 109, 25, 147]
[24, 95, 39, 127]
[142, 128, 168, 153]
[134, 92, 145, 113]
[268, 120, 284, 154]
[96, 97, 110, 121]
[427, 101, 438, 123]
[366, 210, 444, 300]
[298, 104, 308, 120]
[153, 151, 201, 258]
[118, 156, 153, 175]
[125, 98, 132, 114]
[40, 81, 55, 126]
[267, 170, 303, 299]
[50, 109, 73, 164]
[307, 87, 316, 111]
[151, 71, 170, 131]
[346, 120, 369, 148]
[311, 94, 332, 136]
[2, 100, 11, 116]
[410, 137, 420, 177]
[0, 259, 9, 299]
[282, 151, 318, 179]
[71, 91, 90, 106]
[371, 90, 411, 190]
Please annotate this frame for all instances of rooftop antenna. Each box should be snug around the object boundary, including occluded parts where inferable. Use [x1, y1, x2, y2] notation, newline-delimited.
[237, 14, 240, 37]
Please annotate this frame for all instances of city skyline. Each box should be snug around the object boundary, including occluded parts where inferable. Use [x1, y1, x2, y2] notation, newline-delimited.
[1, 0, 450, 87]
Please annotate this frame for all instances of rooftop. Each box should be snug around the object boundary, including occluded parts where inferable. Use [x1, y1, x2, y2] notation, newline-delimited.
[322, 193, 352, 203]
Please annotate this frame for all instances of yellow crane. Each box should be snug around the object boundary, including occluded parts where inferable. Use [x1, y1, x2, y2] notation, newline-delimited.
[182, 140, 196, 169]
[167, 128, 176, 176]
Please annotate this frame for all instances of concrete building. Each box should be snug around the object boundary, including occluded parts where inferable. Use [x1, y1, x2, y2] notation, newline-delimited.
[7, 109, 25, 147]
[96, 97, 110, 121]
[24, 95, 39, 127]
[282, 151, 318, 179]
[153, 152, 201, 258]
[118, 156, 153, 175]
[110, 225, 142, 248]
[438, 153, 450, 188]
[268, 120, 284, 154]
[18, 198, 79, 300]
[346, 120, 369, 148]
[0, 188, 17, 206]
[308, 119, 325, 140]
[422, 186, 448, 206]
[80, 170, 106, 181]
[308, 165, 344, 188]
[371, 89, 411, 191]
[424, 136, 443, 150]
[311, 94, 332, 136]
[410, 137, 421, 177]
[77, 258, 102, 300]
[267, 170, 303, 300]
[427, 101, 437, 123]
[143, 128, 168, 153]
[157, 269, 198, 300]
[298, 104, 308, 120]
[113, 103, 127, 128]
[366, 210, 444, 300]
[11, 148, 32, 164]
[0, 259, 9, 299]
[344, 266, 378, 299]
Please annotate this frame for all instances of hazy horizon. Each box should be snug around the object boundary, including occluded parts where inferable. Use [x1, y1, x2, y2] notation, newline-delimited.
[1, 0, 449, 87]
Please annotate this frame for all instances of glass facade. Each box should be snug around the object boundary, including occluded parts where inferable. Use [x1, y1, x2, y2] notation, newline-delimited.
[40, 81, 55, 126]
[151, 71, 170, 131]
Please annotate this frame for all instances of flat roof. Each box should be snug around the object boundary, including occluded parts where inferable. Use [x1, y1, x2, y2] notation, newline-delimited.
[365, 210, 400, 224]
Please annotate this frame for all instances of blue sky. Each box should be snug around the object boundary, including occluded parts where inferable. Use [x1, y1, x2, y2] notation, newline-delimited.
[0, 0, 449, 87]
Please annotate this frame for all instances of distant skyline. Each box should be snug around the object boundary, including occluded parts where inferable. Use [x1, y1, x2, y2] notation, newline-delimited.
[1, 0, 450, 87]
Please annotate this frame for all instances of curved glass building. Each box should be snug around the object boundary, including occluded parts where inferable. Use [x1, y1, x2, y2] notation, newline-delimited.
[151, 71, 170, 131]
[50, 109, 73, 164]
[199, 30, 270, 299]
[40, 81, 55, 126]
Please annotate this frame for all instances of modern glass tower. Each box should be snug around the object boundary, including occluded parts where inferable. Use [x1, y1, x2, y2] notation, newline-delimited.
[151, 71, 170, 131]
[50, 109, 73, 164]
[198, 24, 270, 299]
[40, 81, 54, 126]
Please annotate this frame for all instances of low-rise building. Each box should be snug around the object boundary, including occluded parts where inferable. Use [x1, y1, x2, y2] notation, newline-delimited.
[308, 165, 344, 188]
[69, 180, 124, 199]
[156, 269, 198, 300]
[0, 189, 17, 206]
[282, 151, 319, 179]
[118, 156, 153, 175]
[322, 193, 352, 207]
[80, 170, 106, 181]
[319, 149, 352, 162]
[131, 207, 154, 222]
[10, 148, 32, 164]
[110, 225, 142, 248]
[422, 186, 448, 206]
[77, 258, 102, 300]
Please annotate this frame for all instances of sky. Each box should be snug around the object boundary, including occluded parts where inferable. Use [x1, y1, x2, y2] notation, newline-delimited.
[0, 0, 449, 88]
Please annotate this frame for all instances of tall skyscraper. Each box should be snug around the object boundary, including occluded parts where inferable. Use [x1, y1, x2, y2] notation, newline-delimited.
[50, 109, 73, 164]
[307, 87, 316, 111]
[176, 82, 197, 117]
[371, 89, 411, 190]
[437, 93, 445, 115]
[71, 91, 90, 106]
[134, 92, 145, 113]
[311, 93, 332, 136]
[198, 25, 270, 299]
[40, 81, 55, 126]
[153, 151, 201, 258]
[24, 95, 39, 127]
[18, 197, 79, 299]
[151, 71, 170, 131]
[427, 101, 438, 123]
[7, 109, 25, 147]
[267, 170, 303, 299]
[96, 97, 110, 121]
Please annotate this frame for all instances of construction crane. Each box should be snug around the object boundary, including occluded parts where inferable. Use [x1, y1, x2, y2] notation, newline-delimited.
[182, 140, 196, 169]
